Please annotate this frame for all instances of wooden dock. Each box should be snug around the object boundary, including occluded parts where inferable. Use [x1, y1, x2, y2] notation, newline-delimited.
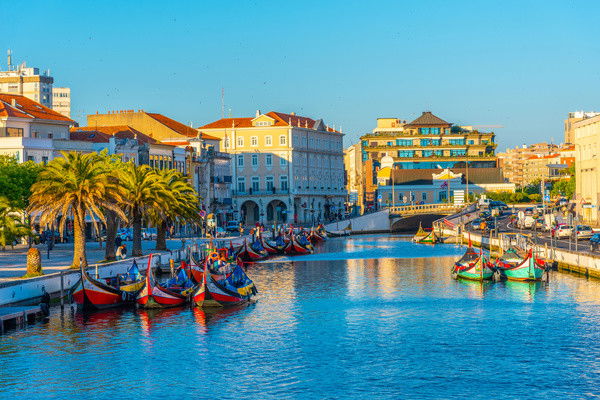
[0, 305, 43, 334]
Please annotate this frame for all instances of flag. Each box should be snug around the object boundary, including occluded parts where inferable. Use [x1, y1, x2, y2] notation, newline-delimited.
[442, 218, 455, 228]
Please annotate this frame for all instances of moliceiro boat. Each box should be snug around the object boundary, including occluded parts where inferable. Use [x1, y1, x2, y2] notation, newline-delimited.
[193, 250, 257, 307]
[412, 223, 439, 244]
[137, 255, 197, 308]
[72, 259, 144, 311]
[284, 229, 314, 255]
[452, 247, 494, 281]
[495, 249, 546, 281]
[237, 238, 268, 262]
[259, 232, 285, 255]
[307, 227, 326, 244]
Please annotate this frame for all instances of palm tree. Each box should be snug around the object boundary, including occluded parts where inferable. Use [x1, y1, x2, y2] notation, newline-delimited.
[28, 152, 124, 268]
[119, 163, 170, 257]
[150, 169, 200, 250]
[0, 196, 31, 251]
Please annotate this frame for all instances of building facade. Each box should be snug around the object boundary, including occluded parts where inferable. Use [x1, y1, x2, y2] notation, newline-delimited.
[344, 143, 363, 214]
[565, 111, 600, 144]
[574, 114, 600, 223]
[0, 64, 53, 109]
[52, 87, 71, 118]
[0, 94, 75, 163]
[360, 112, 497, 170]
[198, 111, 345, 226]
[497, 143, 573, 187]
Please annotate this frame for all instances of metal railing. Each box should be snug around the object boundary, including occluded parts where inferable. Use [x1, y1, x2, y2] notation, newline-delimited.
[388, 203, 465, 215]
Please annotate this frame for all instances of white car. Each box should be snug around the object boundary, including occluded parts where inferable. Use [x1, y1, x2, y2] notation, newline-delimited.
[574, 225, 593, 240]
[552, 224, 573, 239]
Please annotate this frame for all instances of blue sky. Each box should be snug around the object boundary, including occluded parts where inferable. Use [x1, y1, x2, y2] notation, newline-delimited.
[2, 0, 599, 150]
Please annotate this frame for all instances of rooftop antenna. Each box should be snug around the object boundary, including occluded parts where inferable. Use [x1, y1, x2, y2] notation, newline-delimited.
[7, 49, 12, 71]
[221, 88, 225, 118]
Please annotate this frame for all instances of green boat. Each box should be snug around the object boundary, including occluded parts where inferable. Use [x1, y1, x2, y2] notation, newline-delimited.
[496, 249, 545, 281]
[412, 223, 427, 242]
[452, 247, 494, 281]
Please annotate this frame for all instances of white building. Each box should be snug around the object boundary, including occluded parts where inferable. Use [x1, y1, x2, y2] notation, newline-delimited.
[198, 111, 346, 225]
[52, 87, 71, 118]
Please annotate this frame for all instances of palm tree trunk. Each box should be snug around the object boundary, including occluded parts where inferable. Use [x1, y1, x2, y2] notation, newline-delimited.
[132, 207, 143, 257]
[72, 207, 87, 268]
[104, 210, 118, 261]
[155, 220, 168, 250]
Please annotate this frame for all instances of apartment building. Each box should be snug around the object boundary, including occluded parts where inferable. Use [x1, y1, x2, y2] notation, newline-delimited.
[198, 111, 345, 225]
[52, 87, 71, 118]
[344, 143, 363, 213]
[565, 111, 600, 144]
[574, 115, 600, 223]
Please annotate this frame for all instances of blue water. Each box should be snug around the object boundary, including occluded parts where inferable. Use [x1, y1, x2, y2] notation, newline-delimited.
[1, 235, 600, 399]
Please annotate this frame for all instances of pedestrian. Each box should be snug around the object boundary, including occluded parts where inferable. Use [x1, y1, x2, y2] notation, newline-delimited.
[238, 223, 244, 237]
[116, 244, 127, 260]
[115, 235, 122, 248]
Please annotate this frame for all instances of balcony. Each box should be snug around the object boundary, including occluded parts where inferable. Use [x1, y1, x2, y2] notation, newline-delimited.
[233, 188, 290, 196]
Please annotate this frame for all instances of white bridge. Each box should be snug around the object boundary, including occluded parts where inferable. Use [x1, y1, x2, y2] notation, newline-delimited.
[324, 203, 467, 234]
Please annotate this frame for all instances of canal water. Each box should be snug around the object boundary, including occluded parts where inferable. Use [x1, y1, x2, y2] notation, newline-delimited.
[2, 235, 600, 399]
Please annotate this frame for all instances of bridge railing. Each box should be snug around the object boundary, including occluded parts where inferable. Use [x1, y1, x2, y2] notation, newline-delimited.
[388, 203, 464, 215]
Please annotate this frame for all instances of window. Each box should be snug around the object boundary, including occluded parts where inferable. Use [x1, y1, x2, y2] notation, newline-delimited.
[237, 177, 246, 193]
[419, 128, 430, 134]
[256, 121, 270, 126]
[450, 149, 467, 156]
[468, 140, 474, 145]
[224, 138, 230, 148]
[251, 154, 258, 166]
[280, 175, 288, 191]
[280, 135, 287, 145]
[265, 135, 272, 146]
[422, 192, 427, 202]
[266, 176, 274, 191]
[387, 141, 393, 146]
[396, 139, 412, 146]
[280, 153, 287, 166]
[251, 136, 258, 146]
[431, 127, 440, 134]
[237, 155, 244, 167]
[42, 156, 48, 164]
[422, 150, 434, 157]
[251, 176, 260, 192]
[1, 127, 24, 137]
[266, 154, 273, 166]
[420, 139, 440, 146]
[449, 139, 466, 145]
[237, 136, 244, 147]
[27, 156, 34, 162]
[434, 150, 443, 156]
[398, 150, 415, 158]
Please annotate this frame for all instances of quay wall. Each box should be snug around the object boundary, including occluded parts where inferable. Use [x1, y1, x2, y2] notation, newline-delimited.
[0, 250, 185, 307]
[324, 209, 390, 234]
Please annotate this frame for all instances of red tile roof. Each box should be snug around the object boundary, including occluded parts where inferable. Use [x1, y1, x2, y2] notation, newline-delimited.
[70, 125, 158, 144]
[0, 93, 74, 122]
[146, 113, 220, 140]
[198, 111, 341, 133]
[405, 111, 451, 127]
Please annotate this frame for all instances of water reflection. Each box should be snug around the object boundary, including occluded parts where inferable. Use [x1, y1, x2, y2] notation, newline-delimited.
[2, 236, 600, 399]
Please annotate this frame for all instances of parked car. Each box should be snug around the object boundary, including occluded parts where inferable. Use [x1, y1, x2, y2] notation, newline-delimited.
[215, 227, 226, 237]
[590, 234, 600, 251]
[142, 227, 157, 240]
[534, 218, 545, 230]
[552, 224, 573, 239]
[470, 218, 483, 230]
[574, 225, 593, 240]
[524, 207, 535, 216]
[117, 228, 133, 241]
[225, 221, 241, 232]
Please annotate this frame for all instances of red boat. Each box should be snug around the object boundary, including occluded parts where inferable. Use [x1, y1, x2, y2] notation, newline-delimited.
[307, 228, 325, 244]
[137, 255, 197, 308]
[258, 232, 285, 254]
[236, 238, 268, 261]
[193, 256, 257, 308]
[72, 260, 144, 311]
[284, 230, 314, 255]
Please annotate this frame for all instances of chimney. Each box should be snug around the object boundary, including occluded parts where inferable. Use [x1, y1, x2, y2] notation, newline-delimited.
[11, 98, 16, 107]
[290, 112, 296, 116]
[255, 110, 261, 117]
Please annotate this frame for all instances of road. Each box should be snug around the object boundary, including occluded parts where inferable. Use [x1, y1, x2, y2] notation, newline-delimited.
[465, 208, 598, 256]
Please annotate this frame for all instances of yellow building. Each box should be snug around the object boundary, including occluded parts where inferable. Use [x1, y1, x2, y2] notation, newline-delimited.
[360, 111, 497, 170]
[574, 114, 600, 223]
[198, 111, 345, 225]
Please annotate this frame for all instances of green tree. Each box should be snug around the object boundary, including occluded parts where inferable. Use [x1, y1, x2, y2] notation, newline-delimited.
[0, 155, 42, 209]
[0, 196, 31, 251]
[150, 169, 200, 250]
[28, 152, 125, 268]
[119, 163, 169, 257]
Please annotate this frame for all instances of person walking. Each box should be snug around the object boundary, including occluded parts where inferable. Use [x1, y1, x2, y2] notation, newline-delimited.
[116, 244, 127, 260]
